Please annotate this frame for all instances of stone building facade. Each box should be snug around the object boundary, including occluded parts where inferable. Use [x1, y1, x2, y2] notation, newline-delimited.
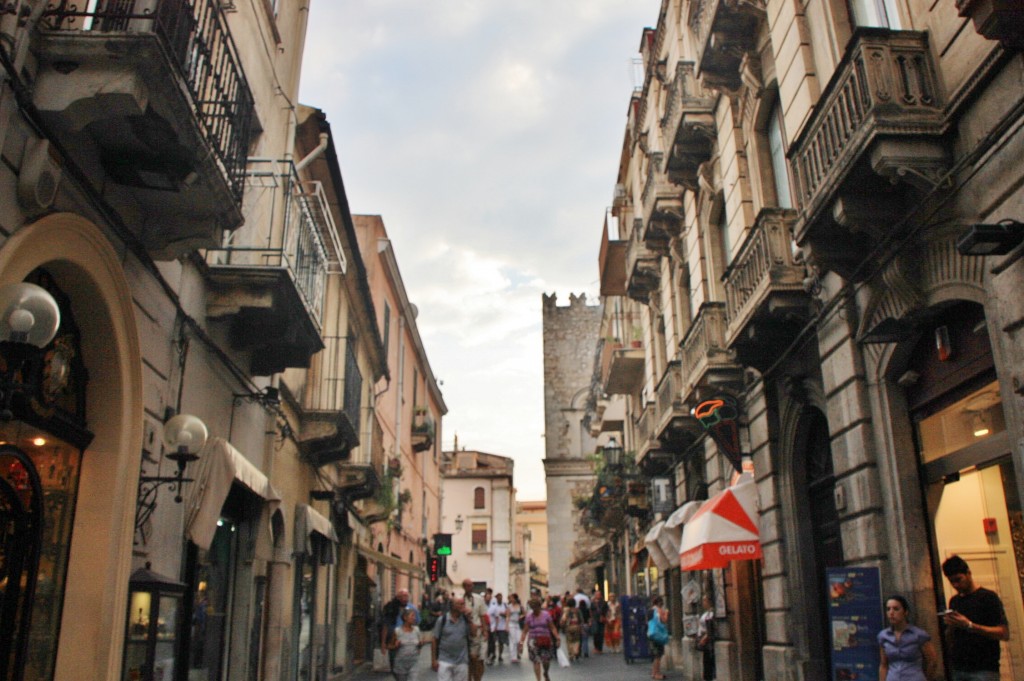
[592, 1, 1024, 680]
[0, 4, 442, 681]
[541, 293, 603, 595]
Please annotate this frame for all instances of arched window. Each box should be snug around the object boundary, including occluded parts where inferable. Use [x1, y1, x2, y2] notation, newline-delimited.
[474, 486, 485, 509]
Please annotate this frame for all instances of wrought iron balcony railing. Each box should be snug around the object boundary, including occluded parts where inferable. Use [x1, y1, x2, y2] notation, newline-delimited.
[305, 336, 363, 424]
[206, 160, 341, 328]
[41, 0, 254, 202]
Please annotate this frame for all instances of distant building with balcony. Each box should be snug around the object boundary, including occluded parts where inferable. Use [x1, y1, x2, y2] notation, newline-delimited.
[589, 1, 1024, 680]
[353, 214, 447, 612]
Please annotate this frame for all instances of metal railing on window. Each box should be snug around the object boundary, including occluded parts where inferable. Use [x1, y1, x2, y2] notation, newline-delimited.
[305, 335, 362, 428]
[206, 160, 335, 326]
[41, 0, 255, 202]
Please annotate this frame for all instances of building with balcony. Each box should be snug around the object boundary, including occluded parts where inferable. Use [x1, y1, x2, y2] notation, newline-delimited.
[586, 2, 1024, 680]
[352, 214, 447, 622]
[0, 4, 394, 681]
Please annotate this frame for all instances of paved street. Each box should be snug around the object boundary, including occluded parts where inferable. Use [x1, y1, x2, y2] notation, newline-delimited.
[347, 646, 665, 681]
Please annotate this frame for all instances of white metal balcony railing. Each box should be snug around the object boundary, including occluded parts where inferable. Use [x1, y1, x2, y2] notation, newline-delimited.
[205, 159, 346, 327]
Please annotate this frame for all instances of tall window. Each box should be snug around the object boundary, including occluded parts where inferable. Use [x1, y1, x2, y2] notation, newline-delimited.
[768, 104, 793, 209]
[474, 486, 485, 509]
[850, 0, 901, 28]
[718, 208, 731, 267]
[471, 524, 488, 552]
[382, 302, 391, 357]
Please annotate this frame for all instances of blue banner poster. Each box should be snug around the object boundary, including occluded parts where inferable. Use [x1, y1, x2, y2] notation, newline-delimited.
[827, 566, 882, 681]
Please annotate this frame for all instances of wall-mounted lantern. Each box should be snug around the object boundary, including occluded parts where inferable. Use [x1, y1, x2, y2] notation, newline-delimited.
[134, 413, 208, 539]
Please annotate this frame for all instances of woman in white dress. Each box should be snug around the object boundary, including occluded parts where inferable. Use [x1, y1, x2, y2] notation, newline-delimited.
[507, 593, 524, 663]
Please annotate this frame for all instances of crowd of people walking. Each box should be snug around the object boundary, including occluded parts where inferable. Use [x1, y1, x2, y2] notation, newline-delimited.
[378, 554, 1012, 681]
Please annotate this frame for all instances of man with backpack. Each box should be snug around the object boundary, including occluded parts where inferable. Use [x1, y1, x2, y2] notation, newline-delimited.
[432, 596, 478, 681]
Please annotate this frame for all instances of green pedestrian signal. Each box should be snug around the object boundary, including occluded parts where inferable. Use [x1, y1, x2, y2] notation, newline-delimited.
[434, 533, 452, 556]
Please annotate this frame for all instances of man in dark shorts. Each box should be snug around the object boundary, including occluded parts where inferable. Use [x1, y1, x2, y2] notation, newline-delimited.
[941, 554, 1009, 681]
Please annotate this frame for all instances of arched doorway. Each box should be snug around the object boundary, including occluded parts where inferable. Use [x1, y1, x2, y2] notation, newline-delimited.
[0, 213, 144, 681]
[789, 403, 844, 676]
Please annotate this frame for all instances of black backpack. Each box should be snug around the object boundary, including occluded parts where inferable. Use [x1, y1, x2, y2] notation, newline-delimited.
[578, 599, 590, 623]
[437, 613, 472, 647]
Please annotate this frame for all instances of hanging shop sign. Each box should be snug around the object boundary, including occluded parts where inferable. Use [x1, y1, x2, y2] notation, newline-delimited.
[692, 395, 743, 473]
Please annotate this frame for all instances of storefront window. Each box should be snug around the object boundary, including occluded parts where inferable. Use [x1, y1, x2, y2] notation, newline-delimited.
[190, 518, 238, 681]
[295, 558, 315, 681]
[0, 421, 82, 681]
[917, 381, 1024, 679]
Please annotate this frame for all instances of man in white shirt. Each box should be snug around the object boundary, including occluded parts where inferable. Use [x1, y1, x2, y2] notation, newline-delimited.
[487, 593, 509, 664]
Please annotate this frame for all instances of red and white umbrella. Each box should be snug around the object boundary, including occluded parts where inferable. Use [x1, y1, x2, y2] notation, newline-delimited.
[679, 474, 762, 571]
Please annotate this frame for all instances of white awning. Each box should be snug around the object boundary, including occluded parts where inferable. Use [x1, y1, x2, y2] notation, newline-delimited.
[355, 544, 423, 577]
[680, 474, 762, 571]
[656, 500, 703, 567]
[183, 437, 281, 551]
[644, 520, 671, 571]
[296, 504, 338, 551]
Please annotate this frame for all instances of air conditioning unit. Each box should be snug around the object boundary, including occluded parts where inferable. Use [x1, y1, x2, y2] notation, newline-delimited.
[18, 139, 61, 215]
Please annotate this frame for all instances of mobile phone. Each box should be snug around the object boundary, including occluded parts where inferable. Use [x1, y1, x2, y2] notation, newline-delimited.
[939, 609, 954, 616]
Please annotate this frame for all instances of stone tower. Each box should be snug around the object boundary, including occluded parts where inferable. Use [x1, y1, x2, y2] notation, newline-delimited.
[541, 292, 601, 594]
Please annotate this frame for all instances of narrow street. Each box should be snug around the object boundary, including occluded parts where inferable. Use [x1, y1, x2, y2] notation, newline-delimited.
[349, 646, 665, 681]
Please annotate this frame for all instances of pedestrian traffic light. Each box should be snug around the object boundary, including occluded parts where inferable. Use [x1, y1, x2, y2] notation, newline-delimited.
[434, 533, 452, 556]
[428, 556, 441, 583]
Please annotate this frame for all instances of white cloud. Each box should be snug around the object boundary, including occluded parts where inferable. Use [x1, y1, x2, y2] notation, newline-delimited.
[301, 0, 661, 499]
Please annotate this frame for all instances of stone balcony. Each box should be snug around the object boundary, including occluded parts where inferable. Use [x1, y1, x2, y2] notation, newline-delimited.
[599, 222, 628, 297]
[654, 361, 702, 450]
[205, 160, 339, 375]
[34, 0, 254, 258]
[688, 0, 766, 90]
[723, 209, 810, 370]
[789, 29, 948, 279]
[589, 396, 625, 437]
[299, 335, 362, 466]
[679, 303, 742, 404]
[661, 61, 717, 190]
[411, 412, 436, 453]
[957, 0, 1024, 50]
[601, 340, 645, 396]
[635, 401, 662, 467]
[640, 153, 685, 254]
[626, 220, 660, 303]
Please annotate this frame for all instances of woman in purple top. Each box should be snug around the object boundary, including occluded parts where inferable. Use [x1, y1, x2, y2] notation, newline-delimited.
[877, 595, 938, 681]
[518, 598, 561, 681]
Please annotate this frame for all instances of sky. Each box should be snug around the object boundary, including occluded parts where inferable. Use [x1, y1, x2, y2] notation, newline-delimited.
[299, 1, 662, 500]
